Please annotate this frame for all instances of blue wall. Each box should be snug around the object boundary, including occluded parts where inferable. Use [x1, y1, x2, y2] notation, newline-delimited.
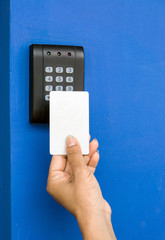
[4, 0, 165, 239]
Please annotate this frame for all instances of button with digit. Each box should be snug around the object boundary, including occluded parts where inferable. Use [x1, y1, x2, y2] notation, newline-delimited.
[66, 67, 74, 73]
[56, 85, 63, 91]
[66, 76, 73, 83]
[45, 94, 50, 101]
[56, 67, 63, 73]
[45, 76, 53, 82]
[56, 76, 63, 82]
[66, 86, 73, 91]
[45, 66, 53, 73]
[45, 85, 53, 91]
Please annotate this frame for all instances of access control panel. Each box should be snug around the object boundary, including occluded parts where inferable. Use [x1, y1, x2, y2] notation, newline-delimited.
[29, 44, 84, 123]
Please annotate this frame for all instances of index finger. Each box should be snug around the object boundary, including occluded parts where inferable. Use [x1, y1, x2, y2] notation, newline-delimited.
[49, 155, 67, 172]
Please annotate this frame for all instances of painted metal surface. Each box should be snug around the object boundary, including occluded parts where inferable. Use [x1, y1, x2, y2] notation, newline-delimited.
[8, 0, 165, 239]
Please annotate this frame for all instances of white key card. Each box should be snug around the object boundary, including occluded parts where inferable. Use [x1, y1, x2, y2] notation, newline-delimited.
[50, 91, 89, 155]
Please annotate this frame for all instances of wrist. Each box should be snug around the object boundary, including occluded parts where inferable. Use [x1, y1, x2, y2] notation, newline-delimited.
[76, 209, 112, 240]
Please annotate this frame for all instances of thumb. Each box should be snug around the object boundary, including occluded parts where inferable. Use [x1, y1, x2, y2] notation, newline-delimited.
[66, 136, 86, 175]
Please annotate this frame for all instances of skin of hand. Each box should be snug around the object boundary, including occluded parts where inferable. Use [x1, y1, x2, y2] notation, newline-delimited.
[46, 136, 116, 240]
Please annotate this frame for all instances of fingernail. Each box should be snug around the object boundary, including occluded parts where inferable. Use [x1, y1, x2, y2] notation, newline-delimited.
[67, 136, 76, 147]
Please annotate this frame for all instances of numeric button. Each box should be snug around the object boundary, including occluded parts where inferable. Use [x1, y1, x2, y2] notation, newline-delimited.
[56, 67, 63, 73]
[56, 86, 63, 91]
[45, 76, 53, 82]
[66, 86, 73, 91]
[66, 67, 74, 73]
[66, 76, 73, 83]
[56, 76, 63, 82]
[45, 66, 53, 73]
[45, 85, 53, 91]
[45, 94, 50, 101]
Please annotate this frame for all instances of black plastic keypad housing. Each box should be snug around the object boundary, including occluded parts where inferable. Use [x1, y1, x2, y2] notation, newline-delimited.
[29, 44, 84, 123]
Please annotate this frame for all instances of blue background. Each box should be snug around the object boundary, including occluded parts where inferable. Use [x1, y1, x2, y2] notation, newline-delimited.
[1, 0, 165, 239]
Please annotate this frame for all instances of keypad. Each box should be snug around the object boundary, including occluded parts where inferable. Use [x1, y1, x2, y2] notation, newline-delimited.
[44, 66, 74, 100]
[30, 44, 84, 123]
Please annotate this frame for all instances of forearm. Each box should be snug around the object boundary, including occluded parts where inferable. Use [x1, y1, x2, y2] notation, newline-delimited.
[106, 218, 117, 240]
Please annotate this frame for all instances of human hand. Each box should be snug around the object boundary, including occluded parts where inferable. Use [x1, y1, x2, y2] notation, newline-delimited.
[46, 136, 116, 240]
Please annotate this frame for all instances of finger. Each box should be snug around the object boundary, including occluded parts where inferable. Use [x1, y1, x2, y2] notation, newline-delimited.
[88, 166, 96, 174]
[89, 134, 91, 141]
[66, 136, 85, 175]
[83, 155, 90, 166]
[84, 138, 99, 165]
[89, 139, 99, 157]
[88, 151, 100, 171]
[64, 160, 72, 175]
[49, 155, 67, 172]
[65, 135, 92, 174]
